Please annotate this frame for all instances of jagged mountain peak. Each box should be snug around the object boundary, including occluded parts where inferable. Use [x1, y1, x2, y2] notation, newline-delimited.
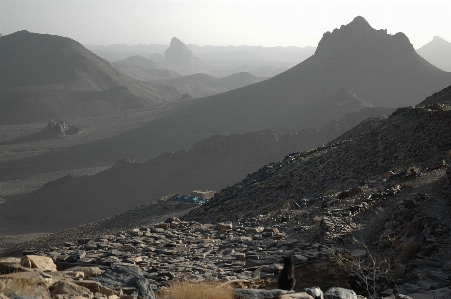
[315, 16, 415, 58]
[346, 15, 372, 30]
[165, 37, 194, 66]
[170, 37, 184, 46]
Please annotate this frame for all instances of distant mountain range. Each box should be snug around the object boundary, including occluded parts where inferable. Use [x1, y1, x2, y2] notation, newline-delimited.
[112, 55, 181, 81]
[0, 31, 182, 124]
[417, 36, 451, 72]
[2, 16, 448, 179]
[86, 43, 315, 64]
[86, 39, 312, 78]
[155, 72, 267, 98]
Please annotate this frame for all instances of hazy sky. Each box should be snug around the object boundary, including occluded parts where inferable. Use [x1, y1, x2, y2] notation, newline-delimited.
[1, 0, 450, 48]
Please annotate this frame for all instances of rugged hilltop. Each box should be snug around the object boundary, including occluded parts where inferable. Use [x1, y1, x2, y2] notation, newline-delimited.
[0, 31, 181, 124]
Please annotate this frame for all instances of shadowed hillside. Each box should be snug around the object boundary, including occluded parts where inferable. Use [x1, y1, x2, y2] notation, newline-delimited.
[0, 105, 393, 232]
[182, 85, 451, 245]
[0, 31, 182, 124]
[111, 55, 181, 81]
[156, 72, 267, 98]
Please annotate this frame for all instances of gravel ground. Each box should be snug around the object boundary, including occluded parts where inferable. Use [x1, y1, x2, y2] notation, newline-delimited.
[0, 203, 192, 257]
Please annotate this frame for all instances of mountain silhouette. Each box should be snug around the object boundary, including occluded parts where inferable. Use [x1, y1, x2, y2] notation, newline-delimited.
[2, 16, 449, 178]
[417, 36, 451, 72]
[141, 16, 451, 134]
[0, 31, 181, 124]
[165, 37, 195, 66]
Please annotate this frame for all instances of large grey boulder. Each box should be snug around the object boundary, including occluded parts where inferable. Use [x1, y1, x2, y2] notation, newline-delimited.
[303, 286, 324, 299]
[93, 264, 155, 299]
[324, 287, 357, 299]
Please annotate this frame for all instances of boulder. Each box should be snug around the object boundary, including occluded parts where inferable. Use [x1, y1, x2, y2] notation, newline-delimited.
[303, 286, 324, 299]
[93, 264, 155, 299]
[20, 255, 56, 272]
[278, 292, 315, 299]
[51, 281, 92, 298]
[74, 280, 116, 296]
[215, 222, 233, 232]
[294, 257, 350, 291]
[324, 287, 357, 299]
[0, 257, 26, 273]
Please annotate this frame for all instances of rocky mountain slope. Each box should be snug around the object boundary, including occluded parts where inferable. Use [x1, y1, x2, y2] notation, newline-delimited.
[0, 129, 342, 233]
[1, 87, 450, 299]
[183, 85, 451, 229]
[177, 85, 451, 296]
[417, 36, 451, 72]
[0, 31, 182, 124]
[0, 104, 393, 233]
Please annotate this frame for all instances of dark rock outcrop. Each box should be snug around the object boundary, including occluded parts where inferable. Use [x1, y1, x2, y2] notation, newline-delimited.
[278, 254, 296, 290]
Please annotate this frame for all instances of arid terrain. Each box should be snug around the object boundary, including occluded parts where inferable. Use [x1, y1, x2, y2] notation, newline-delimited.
[0, 13, 451, 299]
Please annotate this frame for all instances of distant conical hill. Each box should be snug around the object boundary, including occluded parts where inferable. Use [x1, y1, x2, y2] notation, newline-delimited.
[0, 31, 181, 124]
[417, 36, 451, 72]
[113, 55, 158, 70]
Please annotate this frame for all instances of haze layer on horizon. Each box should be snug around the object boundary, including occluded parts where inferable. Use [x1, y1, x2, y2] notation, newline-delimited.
[1, 0, 450, 48]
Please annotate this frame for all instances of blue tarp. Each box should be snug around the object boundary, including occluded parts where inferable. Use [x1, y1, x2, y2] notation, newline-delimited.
[174, 194, 206, 204]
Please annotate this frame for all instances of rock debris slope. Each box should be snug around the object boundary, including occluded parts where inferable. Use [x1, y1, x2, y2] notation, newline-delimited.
[2, 87, 451, 299]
